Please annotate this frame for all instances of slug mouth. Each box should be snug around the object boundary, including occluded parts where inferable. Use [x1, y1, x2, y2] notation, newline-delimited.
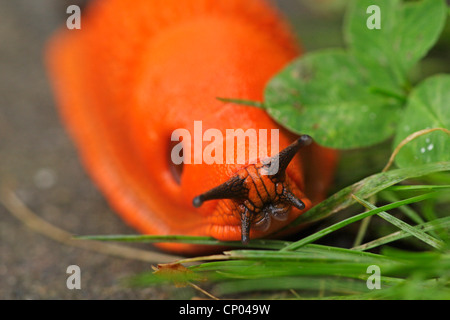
[237, 183, 306, 244]
[192, 135, 312, 244]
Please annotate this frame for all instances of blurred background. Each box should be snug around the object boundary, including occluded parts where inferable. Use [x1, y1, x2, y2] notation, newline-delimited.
[0, 0, 448, 299]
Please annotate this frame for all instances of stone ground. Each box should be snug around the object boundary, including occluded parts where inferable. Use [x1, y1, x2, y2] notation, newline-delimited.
[0, 0, 344, 299]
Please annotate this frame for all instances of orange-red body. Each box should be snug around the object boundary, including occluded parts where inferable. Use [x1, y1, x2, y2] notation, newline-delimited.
[47, 0, 337, 254]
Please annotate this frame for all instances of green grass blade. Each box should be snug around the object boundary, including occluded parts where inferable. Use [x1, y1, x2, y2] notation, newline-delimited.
[352, 195, 446, 250]
[385, 185, 450, 192]
[379, 191, 425, 224]
[215, 276, 371, 296]
[75, 234, 290, 250]
[280, 162, 450, 229]
[352, 216, 450, 251]
[216, 97, 264, 108]
[224, 249, 384, 264]
[353, 216, 372, 247]
[280, 192, 437, 251]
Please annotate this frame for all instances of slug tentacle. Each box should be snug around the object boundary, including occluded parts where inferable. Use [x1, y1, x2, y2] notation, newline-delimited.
[193, 135, 312, 243]
[266, 134, 312, 178]
[192, 175, 248, 208]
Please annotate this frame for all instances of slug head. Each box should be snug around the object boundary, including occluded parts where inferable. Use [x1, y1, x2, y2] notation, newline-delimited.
[192, 135, 312, 244]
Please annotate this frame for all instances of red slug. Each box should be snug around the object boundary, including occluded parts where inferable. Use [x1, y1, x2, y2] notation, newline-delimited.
[46, 0, 338, 254]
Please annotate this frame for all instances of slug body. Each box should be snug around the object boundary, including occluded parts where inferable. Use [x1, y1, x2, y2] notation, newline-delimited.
[47, 0, 337, 254]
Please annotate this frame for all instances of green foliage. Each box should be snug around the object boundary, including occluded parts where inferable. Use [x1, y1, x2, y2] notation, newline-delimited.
[264, 49, 401, 148]
[287, 162, 450, 227]
[86, 163, 450, 299]
[393, 75, 450, 167]
[248, 0, 449, 168]
[345, 0, 446, 89]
